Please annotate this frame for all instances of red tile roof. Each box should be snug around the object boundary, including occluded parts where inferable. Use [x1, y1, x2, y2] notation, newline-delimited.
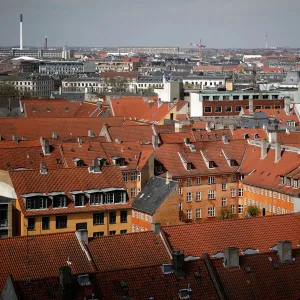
[159, 132, 196, 144]
[0, 117, 125, 140]
[9, 166, 127, 216]
[100, 71, 138, 80]
[231, 128, 268, 140]
[162, 213, 300, 257]
[87, 231, 171, 272]
[175, 113, 189, 120]
[0, 232, 93, 293]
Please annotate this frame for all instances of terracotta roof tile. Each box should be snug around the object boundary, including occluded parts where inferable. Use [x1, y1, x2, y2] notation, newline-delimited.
[0, 117, 124, 140]
[108, 125, 154, 143]
[0, 232, 93, 293]
[163, 213, 300, 257]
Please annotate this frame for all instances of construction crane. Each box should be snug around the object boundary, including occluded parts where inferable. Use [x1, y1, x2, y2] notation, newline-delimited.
[190, 39, 206, 60]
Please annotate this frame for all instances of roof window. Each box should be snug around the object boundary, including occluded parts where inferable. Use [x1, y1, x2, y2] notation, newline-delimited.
[161, 264, 173, 274]
[77, 274, 91, 286]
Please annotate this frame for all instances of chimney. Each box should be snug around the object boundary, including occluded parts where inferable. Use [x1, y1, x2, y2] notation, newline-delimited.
[44, 36, 48, 50]
[77, 136, 82, 146]
[172, 249, 186, 278]
[152, 135, 159, 149]
[268, 131, 277, 143]
[166, 172, 172, 185]
[249, 99, 254, 114]
[261, 139, 267, 159]
[284, 97, 291, 116]
[12, 135, 18, 143]
[20, 14, 23, 50]
[40, 162, 48, 174]
[277, 241, 292, 263]
[40, 137, 50, 155]
[75, 229, 88, 245]
[52, 132, 58, 139]
[151, 222, 161, 235]
[222, 134, 229, 144]
[275, 142, 281, 163]
[206, 121, 211, 132]
[59, 266, 72, 300]
[224, 247, 239, 268]
[88, 130, 95, 137]
[92, 159, 101, 173]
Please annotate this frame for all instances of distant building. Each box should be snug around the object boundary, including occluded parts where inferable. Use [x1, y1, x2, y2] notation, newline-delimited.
[119, 46, 179, 55]
[39, 61, 96, 75]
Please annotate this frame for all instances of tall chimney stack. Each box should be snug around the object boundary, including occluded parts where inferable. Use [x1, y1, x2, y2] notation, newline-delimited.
[44, 36, 48, 50]
[20, 14, 23, 50]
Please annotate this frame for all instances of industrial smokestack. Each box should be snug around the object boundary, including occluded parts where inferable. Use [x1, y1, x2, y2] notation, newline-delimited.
[20, 14, 23, 50]
[44, 36, 48, 50]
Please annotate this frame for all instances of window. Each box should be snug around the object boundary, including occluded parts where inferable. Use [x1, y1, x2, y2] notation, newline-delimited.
[93, 213, 104, 225]
[42, 217, 50, 230]
[121, 211, 127, 223]
[178, 188, 182, 195]
[26, 197, 48, 210]
[244, 198, 247, 206]
[287, 196, 290, 203]
[56, 216, 67, 229]
[137, 172, 141, 181]
[28, 218, 36, 231]
[225, 106, 232, 112]
[273, 206, 276, 214]
[205, 107, 212, 113]
[222, 198, 227, 207]
[222, 183, 227, 190]
[282, 194, 286, 201]
[269, 191, 272, 197]
[123, 172, 128, 182]
[120, 230, 127, 234]
[294, 180, 299, 189]
[278, 193, 280, 200]
[90, 193, 103, 206]
[238, 204, 243, 214]
[269, 204, 272, 212]
[282, 208, 285, 214]
[186, 209, 192, 219]
[231, 188, 236, 198]
[93, 232, 104, 237]
[196, 177, 201, 185]
[131, 172, 137, 181]
[238, 188, 243, 197]
[263, 95, 269, 100]
[215, 106, 222, 113]
[278, 207, 281, 214]
[196, 208, 201, 219]
[109, 212, 116, 224]
[235, 106, 242, 112]
[208, 190, 216, 200]
[179, 202, 182, 211]
[239, 174, 244, 181]
[208, 207, 215, 217]
[177, 179, 183, 183]
[208, 176, 215, 184]
[186, 192, 192, 202]
[231, 174, 236, 182]
[131, 188, 136, 197]
[109, 230, 116, 235]
[186, 178, 192, 186]
[231, 205, 236, 214]
[196, 192, 202, 201]
[75, 194, 85, 207]
[233, 95, 239, 100]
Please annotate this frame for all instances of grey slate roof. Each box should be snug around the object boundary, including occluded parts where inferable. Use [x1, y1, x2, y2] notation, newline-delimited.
[132, 176, 177, 215]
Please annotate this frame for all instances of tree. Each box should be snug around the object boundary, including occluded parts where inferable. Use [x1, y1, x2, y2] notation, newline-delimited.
[247, 205, 260, 217]
[0, 83, 35, 100]
[219, 208, 232, 220]
[103, 77, 127, 92]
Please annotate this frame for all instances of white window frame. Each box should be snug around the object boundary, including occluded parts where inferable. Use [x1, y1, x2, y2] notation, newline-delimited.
[208, 176, 215, 184]
[208, 190, 216, 200]
[186, 209, 192, 219]
[186, 192, 192, 202]
[196, 192, 202, 201]
[196, 177, 201, 185]
[222, 198, 227, 207]
[231, 188, 236, 198]
[208, 207, 215, 217]
[196, 208, 201, 219]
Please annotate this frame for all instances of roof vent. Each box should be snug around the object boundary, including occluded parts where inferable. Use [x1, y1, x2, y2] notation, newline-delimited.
[77, 274, 91, 286]
[12, 135, 18, 143]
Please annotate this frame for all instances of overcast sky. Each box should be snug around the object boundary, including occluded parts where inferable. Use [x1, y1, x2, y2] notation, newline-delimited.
[1, 0, 299, 48]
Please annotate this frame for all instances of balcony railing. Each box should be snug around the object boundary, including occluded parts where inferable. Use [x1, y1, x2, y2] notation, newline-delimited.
[0, 219, 8, 228]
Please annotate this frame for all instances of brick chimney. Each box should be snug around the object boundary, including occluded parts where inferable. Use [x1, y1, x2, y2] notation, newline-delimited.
[277, 241, 292, 263]
[275, 142, 281, 163]
[172, 249, 186, 278]
[261, 139, 267, 159]
[224, 247, 239, 268]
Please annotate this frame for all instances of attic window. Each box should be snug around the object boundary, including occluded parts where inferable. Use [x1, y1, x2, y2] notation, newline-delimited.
[230, 159, 237, 167]
[178, 288, 192, 299]
[32, 108, 36, 112]
[161, 264, 173, 274]
[209, 161, 215, 169]
[280, 176, 284, 185]
[112, 156, 126, 167]
[77, 274, 91, 286]
[186, 163, 192, 171]
[47, 108, 51, 112]
[65, 107, 69, 112]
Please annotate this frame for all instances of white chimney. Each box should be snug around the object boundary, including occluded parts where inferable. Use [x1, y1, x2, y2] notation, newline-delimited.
[20, 14, 23, 50]
[261, 139, 267, 160]
[275, 142, 281, 163]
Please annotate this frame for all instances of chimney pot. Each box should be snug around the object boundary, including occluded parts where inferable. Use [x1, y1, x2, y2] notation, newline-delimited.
[277, 241, 292, 263]
[151, 222, 161, 235]
[224, 247, 239, 268]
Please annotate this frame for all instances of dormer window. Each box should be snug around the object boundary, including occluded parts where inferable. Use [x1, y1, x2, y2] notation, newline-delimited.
[254, 134, 259, 140]
[73, 158, 84, 167]
[52, 195, 67, 208]
[90, 193, 103, 206]
[74, 194, 86, 207]
[209, 161, 215, 169]
[286, 177, 291, 187]
[230, 159, 237, 167]
[280, 176, 284, 185]
[293, 179, 299, 189]
[112, 156, 126, 166]
[25, 196, 48, 210]
[186, 162, 192, 171]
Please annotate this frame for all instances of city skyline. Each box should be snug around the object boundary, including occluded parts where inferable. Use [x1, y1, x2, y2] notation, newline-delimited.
[0, 0, 300, 49]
